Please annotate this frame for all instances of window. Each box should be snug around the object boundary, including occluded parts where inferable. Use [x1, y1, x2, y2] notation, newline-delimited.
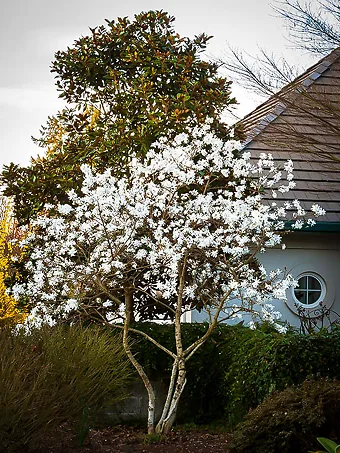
[293, 273, 326, 308]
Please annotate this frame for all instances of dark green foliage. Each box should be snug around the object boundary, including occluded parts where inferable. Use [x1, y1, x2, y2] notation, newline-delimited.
[228, 377, 340, 453]
[129, 323, 340, 426]
[129, 323, 231, 424]
[2, 10, 237, 226]
[3, 321, 340, 451]
[224, 325, 340, 426]
[0, 325, 131, 451]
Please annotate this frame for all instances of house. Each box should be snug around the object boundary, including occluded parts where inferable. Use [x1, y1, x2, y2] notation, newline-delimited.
[189, 47, 340, 329]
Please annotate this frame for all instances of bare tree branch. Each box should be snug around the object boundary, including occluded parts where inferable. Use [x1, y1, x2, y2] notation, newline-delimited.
[219, 45, 300, 97]
[273, 0, 340, 55]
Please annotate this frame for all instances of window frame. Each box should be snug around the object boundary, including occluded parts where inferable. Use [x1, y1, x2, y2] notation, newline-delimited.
[292, 272, 326, 309]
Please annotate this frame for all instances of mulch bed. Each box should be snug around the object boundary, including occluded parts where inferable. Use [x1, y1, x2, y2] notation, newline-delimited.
[30, 424, 231, 453]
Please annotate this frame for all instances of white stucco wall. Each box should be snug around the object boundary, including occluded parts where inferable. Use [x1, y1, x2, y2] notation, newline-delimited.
[190, 232, 340, 328]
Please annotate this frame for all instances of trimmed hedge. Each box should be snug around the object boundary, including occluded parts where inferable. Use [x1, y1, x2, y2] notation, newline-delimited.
[128, 323, 340, 426]
[129, 323, 231, 424]
[224, 325, 340, 426]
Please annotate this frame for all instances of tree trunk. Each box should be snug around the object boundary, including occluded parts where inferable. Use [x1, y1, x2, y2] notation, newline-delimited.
[122, 314, 156, 433]
[124, 286, 135, 323]
[155, 364, 187, 434]
[156, 254, 188, 435]
[155, 256, 188, 434]
[161, 359, 186, 434]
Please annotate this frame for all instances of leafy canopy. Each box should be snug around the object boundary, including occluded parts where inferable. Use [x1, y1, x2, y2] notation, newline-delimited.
[2, 10, 237, 225]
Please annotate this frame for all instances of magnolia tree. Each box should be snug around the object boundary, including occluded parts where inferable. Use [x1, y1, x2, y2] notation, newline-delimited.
[11, 125, 324, 434]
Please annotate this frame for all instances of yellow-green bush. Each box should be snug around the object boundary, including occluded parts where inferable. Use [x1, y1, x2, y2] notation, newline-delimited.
[0, 199, 26, 328]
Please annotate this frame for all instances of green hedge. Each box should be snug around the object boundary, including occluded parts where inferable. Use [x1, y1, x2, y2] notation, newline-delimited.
[224, 325, 340, 426]
[128, 323, 231, 424]
[128, 323, 340, 426]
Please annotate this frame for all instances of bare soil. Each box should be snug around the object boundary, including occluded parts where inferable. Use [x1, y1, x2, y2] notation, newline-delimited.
[31, 424, 231, 453]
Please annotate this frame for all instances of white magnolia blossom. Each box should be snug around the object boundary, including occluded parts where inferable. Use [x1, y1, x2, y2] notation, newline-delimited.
[12, 124, 325, 331]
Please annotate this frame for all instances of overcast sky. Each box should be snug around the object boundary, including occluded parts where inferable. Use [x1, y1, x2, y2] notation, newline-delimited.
[0, 0, 316, 171]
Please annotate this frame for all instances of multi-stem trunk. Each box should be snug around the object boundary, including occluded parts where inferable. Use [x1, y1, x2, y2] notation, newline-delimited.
[155, 254, 188, 435]
[159, 358, 187, 435]
[155, 355, 187, 434]
[121, 253, 221, 436]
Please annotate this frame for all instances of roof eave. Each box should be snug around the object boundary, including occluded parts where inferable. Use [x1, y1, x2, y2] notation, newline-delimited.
[285, 221, 340, 233]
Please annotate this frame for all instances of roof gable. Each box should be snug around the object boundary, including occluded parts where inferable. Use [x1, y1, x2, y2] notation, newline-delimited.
[241, 47, 340, 144]
[239, 48, 340, 225]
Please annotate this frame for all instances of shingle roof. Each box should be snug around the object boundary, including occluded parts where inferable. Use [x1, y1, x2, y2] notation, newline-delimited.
[239, 47, 340, 224]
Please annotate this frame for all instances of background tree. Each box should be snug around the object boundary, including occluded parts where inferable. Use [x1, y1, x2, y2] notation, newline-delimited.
[274, 0, 340, 56]
[1, 10, 237, 225]
[219, 0, 340, 166]
[11, 125, 325, 435]
[223, 0, 340, 96]
[0, 198, 25, 327]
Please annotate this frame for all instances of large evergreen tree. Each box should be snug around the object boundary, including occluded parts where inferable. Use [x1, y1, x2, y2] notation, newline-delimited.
[2, 10, 237, 225]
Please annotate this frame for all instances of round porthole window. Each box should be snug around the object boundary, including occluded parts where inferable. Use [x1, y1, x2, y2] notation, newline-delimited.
[292, 273, 326, 308]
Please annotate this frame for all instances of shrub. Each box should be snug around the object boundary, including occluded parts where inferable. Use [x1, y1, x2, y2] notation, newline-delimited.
[0, 199, 26, 328]
[224, 325, 340, 426]
[0, 324, 131, 451]
[228, 377, 340, 453]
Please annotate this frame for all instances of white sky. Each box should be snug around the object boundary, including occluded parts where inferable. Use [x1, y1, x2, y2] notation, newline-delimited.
[0, 0, 316, 170]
